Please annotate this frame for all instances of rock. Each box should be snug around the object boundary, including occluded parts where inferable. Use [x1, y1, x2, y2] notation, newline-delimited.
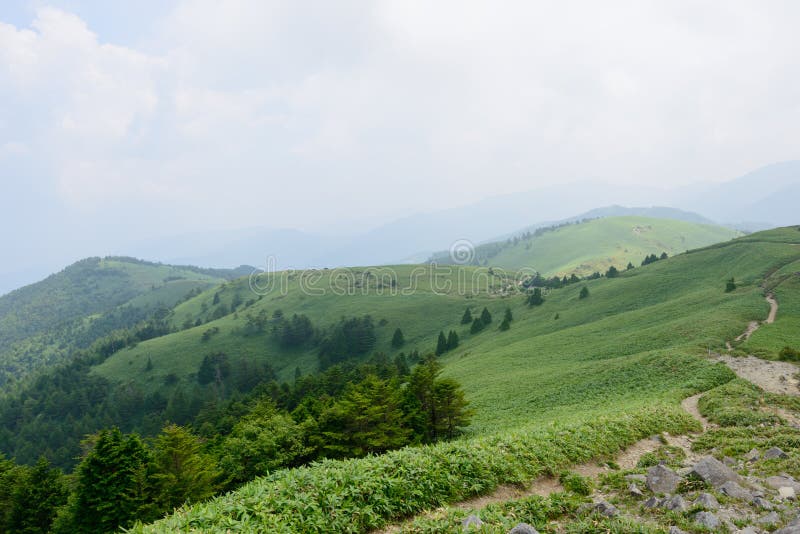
[766, 475, 800, 492]
[736, 528, 759, 534]
[668, 527, 688, 534]
[693, 492, 720, 510]
[757, 511, 781, 525]
[662, 494, 688, 512]
[593, 501, 619, 517]
[629, 483, 644, 497]
[724, 456, 737, 466]
[691, 456, 741, 487]
[752, 496, 773, 510]
[778, 486, 796, 500]
[775, 526, 800, 534]
[625, 473, 647, 483]
[462, 515, 483, 530]
[694, 511, 721, 529]
[646, 464, 682, 494]
[763, 447, 789, 460]
[642, 496, 662, 509]
[508, 524, 539, 534]
[744, 448, 760, 462]
[720, 480, 754, 501]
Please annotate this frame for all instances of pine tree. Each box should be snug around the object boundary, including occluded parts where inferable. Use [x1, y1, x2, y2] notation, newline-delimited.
[606, 266, 619, 278]
[579, 286, 589, 299]
[725, 277, 736, 293]
[499, 317, 510, 331]
[480, 307, 492, 324]
[470, 317, 484, 334]
[447, 330, 459, 350]
[435, 331, 448, 356]
[660, 252, 668, 260]
[503, 307, 513, 323]
[626, 262, 634, 270]
[528, 287, 544, 306]
[394, 353, 410, 376]
[460, 307, 473, 325]
[391, 328, 405, 348]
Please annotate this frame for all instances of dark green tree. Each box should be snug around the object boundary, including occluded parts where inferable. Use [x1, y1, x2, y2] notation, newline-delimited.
[579, 286, 590, 299]
[435, 331, 448, 356]
[394, 353, 411, 376]
[460, 307, 473, 325]
[528, 287, 544, 306]
[725, 277, 737, 292]
[499, 317, 510, 331]
[626, 262, 634, 270]
[470, 317, 484, 334]
[660, 252, 668, 260]
[503, 307, 513, 323]
[404, 356, 471, 442]
[391, 328, 405, 348]
[606, 266, 619, 278]
[6, 457, 68, 534]
[480, 307, 492, 325]
[198, 352, 231, 386]
[447, 330, 459, 350]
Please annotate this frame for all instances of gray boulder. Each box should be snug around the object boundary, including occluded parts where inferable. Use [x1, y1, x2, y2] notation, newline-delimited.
[775, 514, 800, 534]
[691, 456, 741, 487]
[642, 496, 662, 509]
[694, 511, 721, 529]
[592, 501, 619, 517]
[720, 480, 754, 501]
[752, 496, 773, 510]
[693, 492, 720, 510]
[735, 528, 759, 534]
[757, 511, 781, 525]
[508, 524, 539, 534]
[766, 475, 800, 492]
[462, 515, 483, 530]
[662, 494, 688, 512]
[763, 447, 789, 460]
[646, 464, 682, 494]
[668, 527, 688, 534]
[744, 448, 760, 462]
[629, 483, 644, 497]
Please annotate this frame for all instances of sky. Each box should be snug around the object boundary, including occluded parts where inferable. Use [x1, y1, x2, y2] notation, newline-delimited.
[1, 1, 800, 287]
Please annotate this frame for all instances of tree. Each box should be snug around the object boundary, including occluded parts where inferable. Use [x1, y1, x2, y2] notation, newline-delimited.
[6, 457, 68, 534]
[151, 425, 221, 511]
[480, 307, 492, 325]
[68, 428, 157, 532]
[579, 286, 589, 299]
[725, 277, 736, 293]
[447, 330, 459, 350]
[660, 252, 668, 260]
[394, 353, 410, 376]
[404, 356, 471, 442]
[431, 379, 472, 440]
[503, 307, 513, 323]
[198, 352, 231, 386]
[391, 328, 405, 348]
[528, 287, 544, 306]
[626, 262, 634, 270]
[499, 317, 510, 331]
[606, 266, 619, 278]
[318, 375, 411, 458]
[435, 331, 448, 356]
[470, 317, 484, 334]
[460, 307, 473, 324]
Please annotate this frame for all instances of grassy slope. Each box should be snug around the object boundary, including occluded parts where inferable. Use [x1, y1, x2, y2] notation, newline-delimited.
[137, 228, 799, 532]
[482, 216, 740, 275]
[0, 258, 227, 388]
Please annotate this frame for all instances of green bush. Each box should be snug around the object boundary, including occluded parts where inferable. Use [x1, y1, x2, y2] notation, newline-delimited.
[778, 346, 800, 361]
[559, 471, 593, 496]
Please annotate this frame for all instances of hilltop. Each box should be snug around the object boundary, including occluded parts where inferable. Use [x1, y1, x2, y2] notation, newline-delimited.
[0, 257, 250, 388]
[430, 215, 740, 276]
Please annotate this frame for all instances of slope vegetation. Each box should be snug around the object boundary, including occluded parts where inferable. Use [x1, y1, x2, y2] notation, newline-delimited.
[432, 216, 740, 276]
[135, 227, 800, 532]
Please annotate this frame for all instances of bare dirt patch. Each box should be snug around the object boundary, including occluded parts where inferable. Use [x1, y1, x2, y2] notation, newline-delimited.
[714, 354, 800, 396]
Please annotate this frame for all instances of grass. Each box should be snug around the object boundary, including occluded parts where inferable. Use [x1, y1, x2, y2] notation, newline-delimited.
[131, 407, 697, 533]
[120, 227, 800, 532]
[472, 216, 740, 276]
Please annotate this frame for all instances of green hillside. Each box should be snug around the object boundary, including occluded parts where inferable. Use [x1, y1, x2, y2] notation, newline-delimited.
[432, 216, 741, 276]
[132, 228, 800, 532]
[0, 257, 249, 388]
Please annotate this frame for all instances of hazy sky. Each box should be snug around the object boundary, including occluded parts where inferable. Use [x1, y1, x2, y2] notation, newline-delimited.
[1, 1, 800, 281]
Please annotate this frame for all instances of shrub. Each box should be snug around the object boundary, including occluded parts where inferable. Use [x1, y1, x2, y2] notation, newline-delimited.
[778, 346, 800, 361]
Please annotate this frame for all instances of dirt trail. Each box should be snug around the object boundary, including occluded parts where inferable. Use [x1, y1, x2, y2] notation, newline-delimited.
[734, 293, 778, 342]
[714, 354, 800, 396]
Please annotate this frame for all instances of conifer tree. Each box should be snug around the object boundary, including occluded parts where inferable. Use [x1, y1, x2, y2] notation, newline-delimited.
[725, 277, 736, 293]
[435, 331, 448, 356]
[528, 287, 544, 306]
[480, 307, 492, 324]
[626, 262, 634, 270]
[503, 307, 513, 323]
[499, 317, 510, 331]
[460, 307, 473, 325]
[447, 330, 459, 350]
[579, 286, 590, 299]
[391, 327, 405, 348]
[470, 317, 484, 334]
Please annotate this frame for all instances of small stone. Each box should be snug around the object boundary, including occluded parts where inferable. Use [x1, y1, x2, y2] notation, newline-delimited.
[752, 496, 773, 510]
[662, 494, 688, 512]
[629, 483, 644, 497]
[642, 496, 662, 509]
[744, 448, 760, 462]
[723, 456, 737, 466]
[462, 515, 483, 530]
[757, 511, 781, 525]
[691, 456, 741, 488]
[693, 492, 720, 510]
[694, 511, 721, 529]
[763, 447, 789, 460]
[508, 524, 539, 534]
[736, 528, 759, 534]
[668, 527, 688, 534]
[646, 464, 682, 494]
[778, 486, 796, 500]
[720, 480, 754, 501]
[593, 501, 619, 517]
